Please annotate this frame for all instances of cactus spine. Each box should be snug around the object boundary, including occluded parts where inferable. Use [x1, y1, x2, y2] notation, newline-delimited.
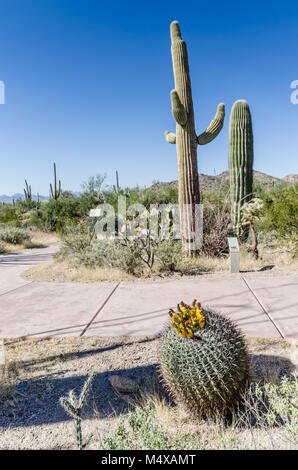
[165, 21, 225, 254]
[49, 162, 61, 200]
[229, 100, 254, 237]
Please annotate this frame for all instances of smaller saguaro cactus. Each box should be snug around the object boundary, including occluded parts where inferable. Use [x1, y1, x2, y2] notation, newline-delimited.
[24, 180, 32, 204]
[229, 100, 254, 237]
[60, 372, 96, 450]
[49, 162, 62, 200]
[113, 170, 120, 195]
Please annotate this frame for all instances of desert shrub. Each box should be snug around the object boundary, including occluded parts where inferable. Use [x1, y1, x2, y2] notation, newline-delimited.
[59, 235, 143, 275]
[201, 204, 230, 256]
[79, 174, 106, 215]
[0, 227, 30, 244]
[102, 420, 134, 450]
[155, 239, 183, 271]
[0, 241, 6, 253]
[102, 404, 197, 450]
[261, 183, 298, 246]
[104, 184, 178, 214]
[263, 374, 298, 437]
[30, 192, 82, 232]
[90, 239, 143, 274]
[60, 226, 93, 253]
[0, 203, 19, 224]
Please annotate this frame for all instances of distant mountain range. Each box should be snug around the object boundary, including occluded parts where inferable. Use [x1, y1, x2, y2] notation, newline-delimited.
[0, 192, 81, 203]
[0, 193, 49, 203]
[149, 171, 298, 193]
[0, 172, 297, 202]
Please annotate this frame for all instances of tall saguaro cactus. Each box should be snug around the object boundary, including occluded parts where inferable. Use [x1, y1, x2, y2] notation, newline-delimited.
[24, 180, 32, 203]
[165, 21, 225, 254]
[229, 100, 254, 237]
[49, 162, 62, 200]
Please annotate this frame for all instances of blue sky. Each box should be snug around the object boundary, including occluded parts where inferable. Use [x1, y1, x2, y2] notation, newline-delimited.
[0, 0, 297, 194]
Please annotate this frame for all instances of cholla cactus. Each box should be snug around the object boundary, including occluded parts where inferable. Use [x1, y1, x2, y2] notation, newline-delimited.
[169, 300, 205, 337]
[241, 198, 264, 259]
[60, 372, 96, 450]
[241, 198, 264, 224]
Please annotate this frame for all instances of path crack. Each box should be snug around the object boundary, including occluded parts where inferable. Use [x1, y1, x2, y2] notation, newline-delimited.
[242, 276, 284, 339]
[0, 281, 34, 298]
[80, 282, 120, 336]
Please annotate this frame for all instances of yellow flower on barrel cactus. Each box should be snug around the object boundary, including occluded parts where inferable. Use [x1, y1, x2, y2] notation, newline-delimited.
[169, 300, 205, 337]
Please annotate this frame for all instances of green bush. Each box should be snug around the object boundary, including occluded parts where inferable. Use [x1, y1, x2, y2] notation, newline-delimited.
[83, 239, 143, 275]
[261, 183, 298, 245]
[29, 192, 82, 232]
[0, 227, 30, 244]
[0, 203, 19, 224]
[102, 404, 199, 450]
[155, 239, 183, 271]
[60, 226, 92, 253]
[263, 374, 298, 437]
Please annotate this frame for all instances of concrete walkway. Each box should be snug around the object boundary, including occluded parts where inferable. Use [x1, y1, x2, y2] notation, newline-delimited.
[0, 246, 297, 339]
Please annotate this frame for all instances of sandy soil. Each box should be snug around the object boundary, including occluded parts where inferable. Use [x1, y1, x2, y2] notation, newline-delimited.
[0, 336, 296, 450]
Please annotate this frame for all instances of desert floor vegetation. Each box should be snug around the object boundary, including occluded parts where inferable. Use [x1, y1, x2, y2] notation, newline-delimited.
[22, 243, 298, 283]
[0, 336, 296, 450]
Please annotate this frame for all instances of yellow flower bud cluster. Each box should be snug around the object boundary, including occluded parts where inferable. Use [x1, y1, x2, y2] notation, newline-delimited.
[169, 300, 205, 338]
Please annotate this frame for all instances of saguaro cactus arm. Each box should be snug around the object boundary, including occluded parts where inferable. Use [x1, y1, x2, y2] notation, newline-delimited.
[164, 131, 176, 144]
[197, 103, 225, 145]
[170, 90, 187, 126]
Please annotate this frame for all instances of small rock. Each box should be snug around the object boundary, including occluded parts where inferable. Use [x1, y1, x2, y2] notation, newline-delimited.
[109, 375, 138, 393]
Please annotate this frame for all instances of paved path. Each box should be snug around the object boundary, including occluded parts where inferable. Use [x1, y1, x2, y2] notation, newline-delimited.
[0, 246, 297, 339]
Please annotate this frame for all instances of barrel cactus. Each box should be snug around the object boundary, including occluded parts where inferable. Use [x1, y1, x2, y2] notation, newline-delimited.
[165, 21, 225, 254]
[229, 100, 254, 237]
[159, 300, 249, 416]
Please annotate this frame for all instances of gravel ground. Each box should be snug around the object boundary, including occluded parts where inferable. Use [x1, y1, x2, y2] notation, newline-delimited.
[0, 336, 296, 450]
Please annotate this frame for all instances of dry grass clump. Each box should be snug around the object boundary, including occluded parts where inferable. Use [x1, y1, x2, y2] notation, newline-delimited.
[0, 231, 59, 254]
[29, 231, 59, 246]
[22, 259, 133, 282]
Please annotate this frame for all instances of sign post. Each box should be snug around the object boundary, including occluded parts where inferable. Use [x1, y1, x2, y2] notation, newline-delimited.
[228, 237, 240, 273]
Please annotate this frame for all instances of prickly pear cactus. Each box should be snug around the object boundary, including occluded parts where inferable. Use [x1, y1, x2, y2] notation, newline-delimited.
[159, 300, 249, 415]
[229, 100, 254, 237]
